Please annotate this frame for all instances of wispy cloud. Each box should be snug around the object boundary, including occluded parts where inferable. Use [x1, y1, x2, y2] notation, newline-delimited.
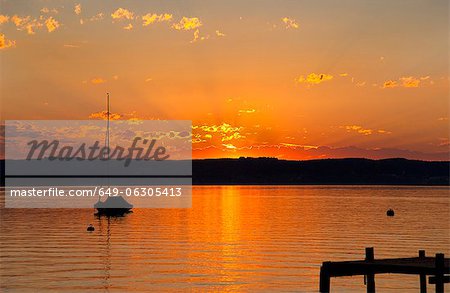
[11, 15, 30, 27]
[89, 111, 122, 120]
[89, 13, 104, 22]
[193, 123, 244, 143]
[238, 109, 256, 114]
[296, 73, 333, 85]
[142, 13, 172, 26]
[45, 17, 60, 32]
[10, 15, 59, 34]
[342, 125, 391, 136]
[281, 17, 299, 29]
[0, 15, 9, 25]
[11, 15, 40, 35]
[400, 76, 420, 88]
[280, 143, 318, 150]
[215, 30, 226, 37]
[111, 8, 134, 21]
[438, 138, 449, 147]
[91, 77, 106, 84]
[0, 33, 16, 50]
[383, 76, 431, 89]
[74, 4, 81, 15]
[63, 44, 80, 48]
[123, 23, 133, 30]
[222, 143, 237, 149]
[190, 29, 208, 43]
[41, 7, 58, 14]
[383, 80, 398, 88]
[172, 17, 202, 31]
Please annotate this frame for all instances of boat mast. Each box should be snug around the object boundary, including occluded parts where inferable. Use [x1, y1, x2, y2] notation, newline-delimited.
[107, 92, 110, 157]
[106, 93, 110, 196]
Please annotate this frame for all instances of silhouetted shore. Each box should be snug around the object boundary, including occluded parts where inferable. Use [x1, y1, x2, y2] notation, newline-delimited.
[1, 158, 449, 186]
[192, 158, 449, 185]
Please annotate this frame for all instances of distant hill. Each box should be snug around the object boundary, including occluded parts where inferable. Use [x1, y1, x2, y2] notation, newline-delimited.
[192, 158, 449, 185]
[1, 158, 449, 186]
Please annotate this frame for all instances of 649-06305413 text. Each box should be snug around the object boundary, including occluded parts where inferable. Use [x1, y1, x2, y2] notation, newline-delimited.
[8, 187, 184, 197]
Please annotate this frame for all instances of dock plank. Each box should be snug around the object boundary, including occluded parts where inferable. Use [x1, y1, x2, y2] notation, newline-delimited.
[319, 248, 450, 292]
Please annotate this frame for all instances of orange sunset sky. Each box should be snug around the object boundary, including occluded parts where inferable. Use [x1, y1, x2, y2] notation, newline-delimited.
[0, 0, 448, 160]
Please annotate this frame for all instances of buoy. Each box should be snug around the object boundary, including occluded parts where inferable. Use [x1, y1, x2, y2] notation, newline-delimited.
[87, 224, 95, 231]
[386, 209, 395, 217]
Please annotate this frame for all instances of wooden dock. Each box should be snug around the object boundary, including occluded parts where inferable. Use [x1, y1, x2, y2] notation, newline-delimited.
[319, 248, 450, 292]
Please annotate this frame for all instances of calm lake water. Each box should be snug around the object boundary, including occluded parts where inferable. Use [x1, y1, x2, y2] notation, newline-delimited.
[1, 186, 449, 292]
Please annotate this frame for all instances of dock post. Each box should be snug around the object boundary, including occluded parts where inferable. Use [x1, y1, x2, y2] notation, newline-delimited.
[419, 250, 427, 293]
[365, 247, 376, 293]
[319, 262, 331, 293]
[419, 250, 427, 292]
[435, 253, 444, 293]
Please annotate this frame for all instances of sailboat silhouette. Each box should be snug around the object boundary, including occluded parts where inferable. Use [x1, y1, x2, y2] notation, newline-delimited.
[94, 93, 133, 216]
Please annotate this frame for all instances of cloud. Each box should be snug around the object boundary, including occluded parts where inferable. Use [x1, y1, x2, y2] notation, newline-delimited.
[89, 13, 104, 22]
[111, 8, 134, 20]
[45, 17, 60, 32]
[222, 143, 237, 149]
[281, 17, 299, 29]
[215, 30, 226, 37]
[193, 123, 244, 143]
[91, 78, 106, 84]
[145, 77, 153, 82]
[383, 76, 431, 89]
[123, 23, 133, 30]
[238, 109, 256, 114]
[342, 125, 391, 136]
[438, 138, 449, 147]
[296, 73, 333, 85]
[10, 15, 44, 35]
[339, 73, 348, 77]
[400, 76, 420, 88]
[74, 4, 81, 15]
[11, 15, 37, 34]
[41, 7, 58, 14]
[0, 33, 16, 50]
[194, 123, 242, 134]
[142, 13, 173, 26]
[280, 143, 318, 150]
[190, 29, 208, 43]
[26, 20, 43, 34]
[63, 44, 80, 48]
[11, 15, 29, 27]
[221, 132, 245, 142]
[172, 17, 202, 31]
[383, 80, 397, 88]
[0, 15, 9, 25]
[89, 111, 122, 120]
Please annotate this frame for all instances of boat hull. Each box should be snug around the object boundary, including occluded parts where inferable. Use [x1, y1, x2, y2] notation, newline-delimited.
[95, 207, 132, 216]
[94, 196, 133, 216]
